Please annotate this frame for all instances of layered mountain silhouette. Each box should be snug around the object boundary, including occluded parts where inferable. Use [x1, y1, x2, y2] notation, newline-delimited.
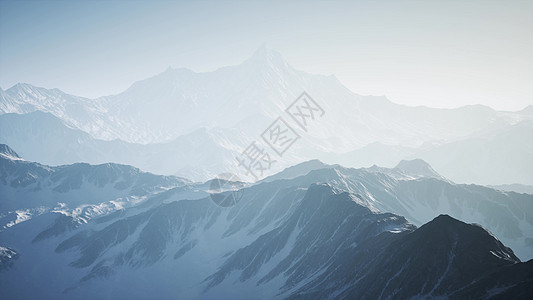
[0, 144, 192, 230]
[0, 145, 531, 299]
[1, 47, 532, 184]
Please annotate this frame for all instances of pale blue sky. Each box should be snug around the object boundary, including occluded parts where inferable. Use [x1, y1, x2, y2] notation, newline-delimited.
[1, 0, 532, 110]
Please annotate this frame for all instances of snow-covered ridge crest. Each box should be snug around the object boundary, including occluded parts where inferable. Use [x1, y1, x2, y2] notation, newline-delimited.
[2, 47, 531, 146]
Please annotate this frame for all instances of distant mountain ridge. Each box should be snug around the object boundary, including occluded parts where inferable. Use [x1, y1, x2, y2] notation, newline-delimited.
[1, 109, 532, 185]
[0, 150, 531, 298]
[0, 143, 190, 230]
[1, 47, 531, 147]
[0, 112, 249, 181]
[2, 47, 532, 185]
[395, 158, 443, 179]
[255, 159, 533, 260]
[2, 143, 531, 261]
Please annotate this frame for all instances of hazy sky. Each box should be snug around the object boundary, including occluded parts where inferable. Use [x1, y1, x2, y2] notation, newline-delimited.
[1, 0, 532, 110]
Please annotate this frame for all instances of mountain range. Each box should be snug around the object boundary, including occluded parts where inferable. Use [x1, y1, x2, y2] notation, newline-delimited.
[1, 46, 532, 184]
[0, 144, 531, 299]
[1, 46, 532, 298]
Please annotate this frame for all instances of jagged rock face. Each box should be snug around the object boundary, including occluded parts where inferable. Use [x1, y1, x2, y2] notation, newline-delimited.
[266, 163, 533, 260]
[0, 180, 416, 299]
[2, 172, 532, 299]
[0, 149, 532, 299]
[450, 260, 533, 299]
[205, 185, 414, 293]
[291, 215, 522, 299]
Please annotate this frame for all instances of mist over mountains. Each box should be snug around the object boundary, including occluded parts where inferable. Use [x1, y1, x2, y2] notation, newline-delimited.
[0, 145, 531, 299]
[1, 47, 532, 184]
[1, 47, 532, 299]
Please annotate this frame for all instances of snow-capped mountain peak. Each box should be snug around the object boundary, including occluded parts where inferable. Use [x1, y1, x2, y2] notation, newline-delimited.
[395, 158, 443, 179]
[0, 144, 22, 161]
[243, 44, 291, 72]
